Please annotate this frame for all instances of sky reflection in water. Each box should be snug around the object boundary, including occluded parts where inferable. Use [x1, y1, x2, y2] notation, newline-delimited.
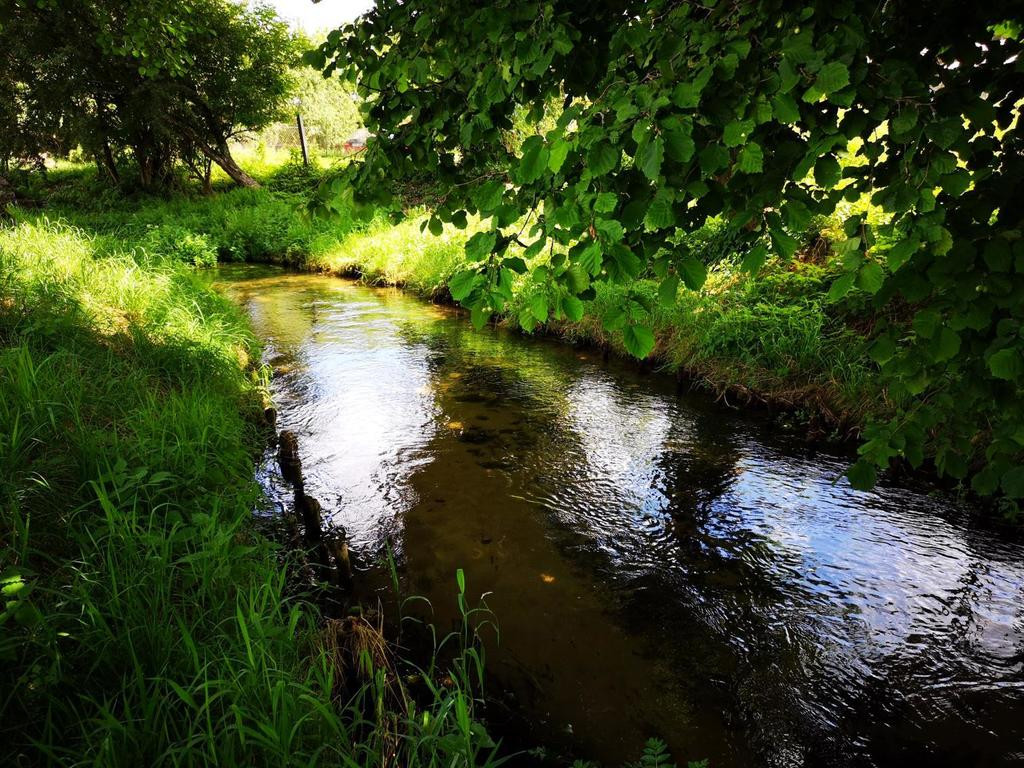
[216, 264, 1024, 768]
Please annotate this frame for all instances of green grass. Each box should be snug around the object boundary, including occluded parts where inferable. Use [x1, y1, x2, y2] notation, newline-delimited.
[551, 264, 877, 424]
[2, 160, 845, 766]
[11, 161, 883, 429]
[313, 215, 879, 427]
[0, 216, 506, 766]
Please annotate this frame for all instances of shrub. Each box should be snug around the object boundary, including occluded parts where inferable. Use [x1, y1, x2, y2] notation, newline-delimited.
[143, 224, 218, 267]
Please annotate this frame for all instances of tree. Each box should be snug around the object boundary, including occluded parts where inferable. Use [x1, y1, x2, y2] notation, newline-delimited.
[0, 0, 295, 189]
[260, 64, 363, 155]
[160, 0, 295, 187]
[312, 1, 1024, 496]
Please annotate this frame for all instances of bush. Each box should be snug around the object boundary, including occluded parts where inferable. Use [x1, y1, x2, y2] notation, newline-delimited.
[264, 157, 327, 194]
[143, 224, 218, 267]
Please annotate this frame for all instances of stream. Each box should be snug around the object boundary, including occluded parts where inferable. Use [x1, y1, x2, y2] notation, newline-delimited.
[213, 264, 1024, 768]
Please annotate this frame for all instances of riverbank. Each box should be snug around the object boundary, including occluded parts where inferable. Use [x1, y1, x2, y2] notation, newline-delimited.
[0, 213, 502, 765]
[12, 162, 884, 440]
[305, 219, 876, 437]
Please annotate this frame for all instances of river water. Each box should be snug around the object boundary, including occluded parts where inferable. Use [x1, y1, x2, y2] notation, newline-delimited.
[213, 264, 1024, 767]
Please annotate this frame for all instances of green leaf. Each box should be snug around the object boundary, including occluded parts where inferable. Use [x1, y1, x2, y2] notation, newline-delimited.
[594, 191, 617, 213]
[770, 227, 799, 259]
[771, 93, 800, 123]
[814, 155, 842, 188]
[736, 142, 764, 174]
[428, 216, 443, 236]
[602, 306, 627, 331]
[644, 189, 675, 230]
[472, 181, 504, 212]
[622, 324, 655, 358]
[812, 61, 850, 96]
[890, 108, 918, 135]
[699, 145, 730, 178]
[912, 309, 940, 339]
[1001, 467, 1024, 499]
[939, 170, 971, 197]
[579, 240, 604, 275]
[869, 335, 896, 364]
[827, 272, 856, 302]
[924, 117, 963, 149]
[856, 262, 885, 294]
[519, 137, 550, 183]
[636, 135, 664, 181]
[886, 238, 919, 270]
[672, 81, 702, 108]
[503, 256, 528, 273]
[448, 269, 481, 301]
[470, 304, 490, 330]
[931, 327, 960, 363]
[658, 274, 679, 306]
[847, 460, 877, 490]
[529, 294, 549, 322]
[561, 294, 584, 321]
[548, 138, 570, 173]
[587, 141, 619, 176]
[566, 263, 590, 293]
[723, 119, 754, 148]
[465, 230, 497, 261]
[664, 122, 695, 163]
[782, 199, 812, 231]
[678, 255, 707, 290]
[595, 218, 624, 242]
[741, 244, 768, 273]
[972, 464, 1002, 495]
[518, 306, 537, 332]
[988, 349, 1023, 381]
[778, 58, 801, 93]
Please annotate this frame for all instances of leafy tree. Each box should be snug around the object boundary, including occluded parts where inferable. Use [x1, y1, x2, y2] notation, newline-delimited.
[312, 1, 1024, 497]
[0, 0, 295, 188]
[0, 6, 80, 175]
[261, 64, 364, 155]
[159, 0, 295, 187]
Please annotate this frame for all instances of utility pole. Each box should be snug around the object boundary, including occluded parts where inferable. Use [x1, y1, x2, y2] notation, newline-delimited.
[293, 97, 309, 167]
[296, 113, 309, 167]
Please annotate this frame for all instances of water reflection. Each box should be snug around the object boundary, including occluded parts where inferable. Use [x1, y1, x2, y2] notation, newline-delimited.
[213, 264, 1024, 768]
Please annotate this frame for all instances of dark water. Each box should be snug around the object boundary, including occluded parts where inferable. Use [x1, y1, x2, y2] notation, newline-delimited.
[213, 264, 1024, 768]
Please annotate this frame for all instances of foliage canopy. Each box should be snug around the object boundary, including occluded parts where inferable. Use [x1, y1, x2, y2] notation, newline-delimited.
[313, 1, 1024, 495]
[259, 63, 363, 155]
[0, 0, 296, 188]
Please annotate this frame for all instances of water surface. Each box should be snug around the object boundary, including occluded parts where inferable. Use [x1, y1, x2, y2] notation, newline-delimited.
[214, 264, 1024, 767]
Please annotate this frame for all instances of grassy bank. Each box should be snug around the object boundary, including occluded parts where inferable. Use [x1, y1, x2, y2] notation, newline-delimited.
[12, 162, 884, 435]
[0, 214, 504, 765]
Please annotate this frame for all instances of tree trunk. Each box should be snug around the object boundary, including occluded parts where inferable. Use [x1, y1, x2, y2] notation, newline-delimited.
[98, 137, 120, 185]
[135, 145, 152, 188]
[201, 140, 259, 188]
[201, 158, 213, 195]
[0, 175, 14, 219]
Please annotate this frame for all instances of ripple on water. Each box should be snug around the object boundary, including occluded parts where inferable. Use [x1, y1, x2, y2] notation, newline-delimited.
[214, 265, 1024, 768]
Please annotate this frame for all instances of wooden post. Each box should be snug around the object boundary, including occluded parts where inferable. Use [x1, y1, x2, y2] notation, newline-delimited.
[296, 113, 309, 167]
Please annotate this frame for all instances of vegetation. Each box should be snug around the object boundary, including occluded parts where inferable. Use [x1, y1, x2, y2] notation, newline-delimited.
[312, 1, 1024, 496]
[0, 210, 513, 766]
[2, 0, 1022, 764]
[13, 163, 880, 427]
[258, 51, 364, 157]
[1, 164, 731, 764]
[0, 0, 295, 188]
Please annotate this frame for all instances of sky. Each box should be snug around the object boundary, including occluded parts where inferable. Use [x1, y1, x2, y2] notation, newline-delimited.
[261, 0, 374, 32]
